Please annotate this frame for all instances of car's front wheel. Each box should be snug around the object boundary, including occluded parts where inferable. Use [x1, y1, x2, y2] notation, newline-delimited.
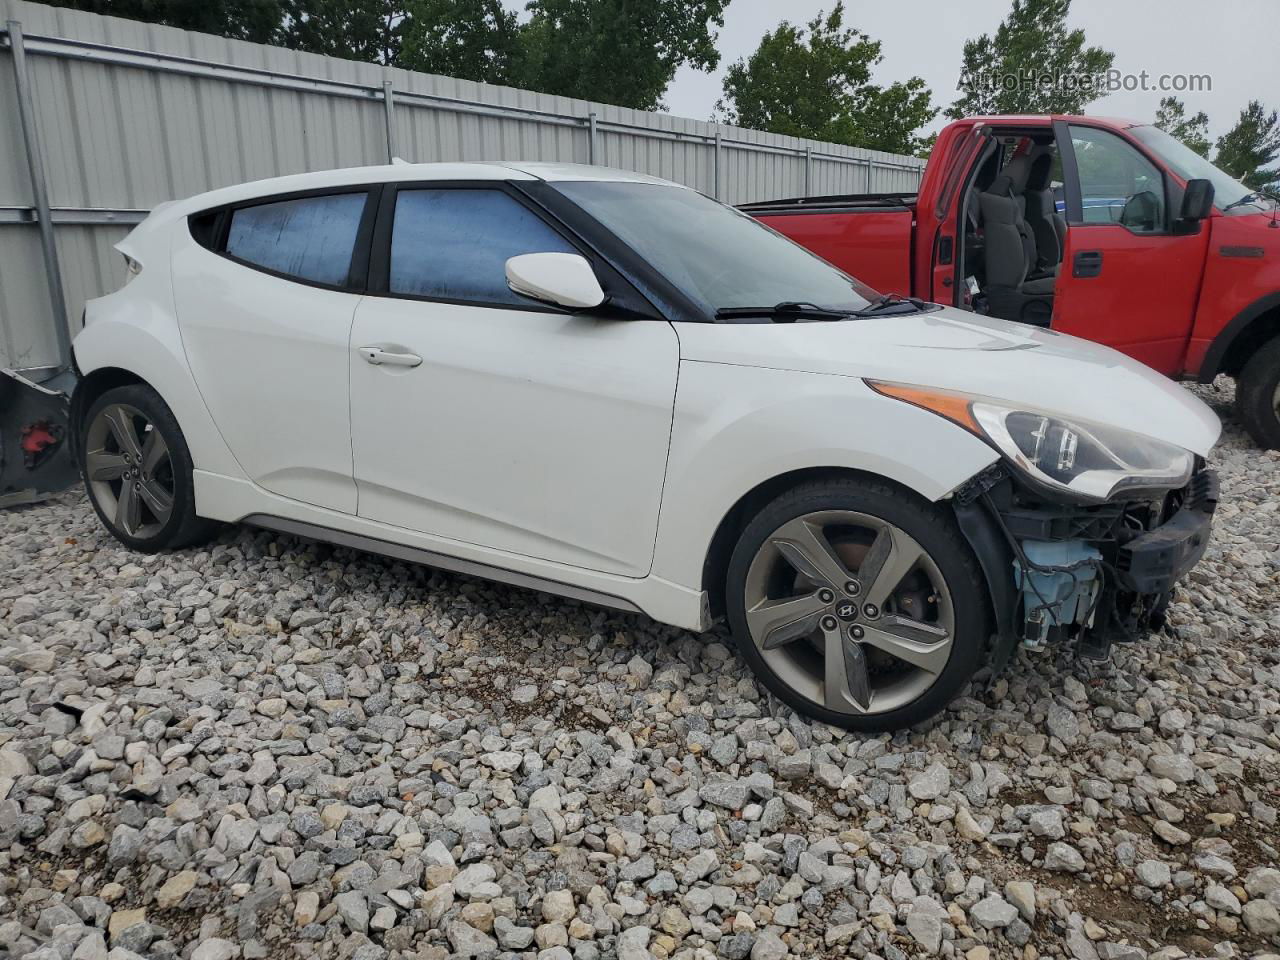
[725, 477, 988, 732]
[81, 384, 217, 552]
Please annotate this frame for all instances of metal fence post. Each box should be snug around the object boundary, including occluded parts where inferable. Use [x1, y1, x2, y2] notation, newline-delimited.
[381, 80, 397, 162]
[866, 157, 874, 193]
[804, 144, 813, 196]
[6, 19, 72, 372]
[713, 128, 722, 200]
[587, 112, 598, 165]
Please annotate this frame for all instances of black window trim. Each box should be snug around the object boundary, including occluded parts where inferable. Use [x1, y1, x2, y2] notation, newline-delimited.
[187, 177, 674, 321]
[190, 183, 380, 294]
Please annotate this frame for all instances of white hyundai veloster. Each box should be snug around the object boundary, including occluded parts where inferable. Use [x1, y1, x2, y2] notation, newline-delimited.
[70, 162, 1221, 731]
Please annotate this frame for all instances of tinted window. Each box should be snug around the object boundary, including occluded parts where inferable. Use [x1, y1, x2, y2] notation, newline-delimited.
[553, 181, 877, 315]
[389, 189, 575, 305]
[226, 192, 367, 286]
[1070, 126, 1166, 232]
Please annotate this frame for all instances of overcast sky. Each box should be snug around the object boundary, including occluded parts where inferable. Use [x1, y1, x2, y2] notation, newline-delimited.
[659, 0, 1273, 143]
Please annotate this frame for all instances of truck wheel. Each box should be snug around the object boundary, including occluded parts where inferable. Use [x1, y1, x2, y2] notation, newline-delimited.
[81, 384, 218, 552]
[1235, 336, 1280, 449]
[725, 477, 988, 733]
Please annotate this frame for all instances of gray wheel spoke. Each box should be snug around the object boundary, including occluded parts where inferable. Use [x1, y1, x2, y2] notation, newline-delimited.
[745, 506, 956, 720]
[771, 517, 850, 589]
[115, 480, 142, 536]
[842, 638, 872, 710]
[86, 450, 129, 481]
[860, 615, 951, 674]
[860, 526, 925, 608]
[822, 621, 867, 713]
[137, 479, 174, 526]
[103, 406, 143, 461]
[140, 428, 169, 476]
[747, 591, 826, 649]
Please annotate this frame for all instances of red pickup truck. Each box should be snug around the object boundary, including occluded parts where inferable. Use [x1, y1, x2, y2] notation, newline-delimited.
[743, 115, 1280, 448]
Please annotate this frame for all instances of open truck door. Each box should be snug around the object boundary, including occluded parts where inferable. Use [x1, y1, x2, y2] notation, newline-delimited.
[1048, 120, 1213, 376]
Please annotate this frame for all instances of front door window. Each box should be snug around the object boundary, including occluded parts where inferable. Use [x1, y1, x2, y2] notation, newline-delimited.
[1069, 126, 1166, 233]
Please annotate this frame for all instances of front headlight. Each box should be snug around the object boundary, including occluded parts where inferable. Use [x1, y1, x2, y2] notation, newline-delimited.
[868, 382, 1194, 502]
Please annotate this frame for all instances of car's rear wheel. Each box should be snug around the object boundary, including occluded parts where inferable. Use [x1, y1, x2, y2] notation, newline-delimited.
[1236, 335, 1280, 449]
[81, 384, 217, 552]
[725, 477, 988, 732]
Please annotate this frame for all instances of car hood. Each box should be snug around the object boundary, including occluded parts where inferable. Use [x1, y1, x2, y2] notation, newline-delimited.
[675, 308, 1221, 456]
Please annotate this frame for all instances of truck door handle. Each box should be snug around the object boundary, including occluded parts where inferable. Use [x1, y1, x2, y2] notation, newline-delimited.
[359, 346, 422, 368]
[1072, 251, 1103, 278]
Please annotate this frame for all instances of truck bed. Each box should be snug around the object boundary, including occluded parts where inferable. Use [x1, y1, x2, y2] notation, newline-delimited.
[740, 194, 917, 295]
[738, 192, 918, 215]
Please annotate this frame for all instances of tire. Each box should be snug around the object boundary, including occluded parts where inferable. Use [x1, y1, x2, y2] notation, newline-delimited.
[1235, 336, 1280, 449]
[80, 384, 218, 552]
[725, 476, 988, 733]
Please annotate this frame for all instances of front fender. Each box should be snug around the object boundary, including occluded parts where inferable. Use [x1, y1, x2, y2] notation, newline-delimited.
[1196, 290, 1280, 382]
[650, 360, 999, 592]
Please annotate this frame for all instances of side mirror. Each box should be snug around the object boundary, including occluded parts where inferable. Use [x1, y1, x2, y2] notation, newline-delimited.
[505, 252, 605, 310]
[1179, 178, 1215, 222]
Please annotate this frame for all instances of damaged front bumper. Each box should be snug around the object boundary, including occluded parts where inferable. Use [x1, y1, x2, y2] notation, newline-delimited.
[0, 368, 79, 507]
[954, 462, 1219, 670]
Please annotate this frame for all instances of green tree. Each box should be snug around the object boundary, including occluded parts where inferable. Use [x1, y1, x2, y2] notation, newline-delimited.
[1214, 100, 1280, 192]
[47, 0, 725, 112]
[279, 0, 406, 64]
[48, 0, 282, 42]
[717, 3, 936, 155]
[510, 0, 728, 111]
[1154, 97, 1210, 157]
[948, 0, 1114, 119]
[399, 0, 520, 82]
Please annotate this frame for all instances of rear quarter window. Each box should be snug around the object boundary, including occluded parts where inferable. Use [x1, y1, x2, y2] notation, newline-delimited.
[223, 192, 368, 286]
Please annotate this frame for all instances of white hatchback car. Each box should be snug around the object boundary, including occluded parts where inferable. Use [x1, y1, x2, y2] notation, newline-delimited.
[71, 162, 1221, 731]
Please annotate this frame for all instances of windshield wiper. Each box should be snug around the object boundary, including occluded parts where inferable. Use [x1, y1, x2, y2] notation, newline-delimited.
[849, 294, 930, 317]
[715, 301, 854, 322]
[1222, 192, 1267, 213]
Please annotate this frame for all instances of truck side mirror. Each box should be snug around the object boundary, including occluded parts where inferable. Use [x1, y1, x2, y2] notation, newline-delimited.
[1179, 179, 1214, 222]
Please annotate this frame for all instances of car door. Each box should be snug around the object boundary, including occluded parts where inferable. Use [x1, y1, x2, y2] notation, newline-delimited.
[349, 183, 680, 577]
[1050, 122, 1210, 375]
[174, 187, 375, 513]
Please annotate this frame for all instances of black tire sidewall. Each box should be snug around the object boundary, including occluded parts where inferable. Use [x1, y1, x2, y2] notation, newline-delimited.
[725, 478, 988, 733]
[1236, 339, 1280, 450]
[81, 384, 202, 553]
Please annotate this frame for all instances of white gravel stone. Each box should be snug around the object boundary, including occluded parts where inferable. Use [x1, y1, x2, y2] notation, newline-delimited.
[0, 381, 1273, 960]
[1136, 860, 1171, 888]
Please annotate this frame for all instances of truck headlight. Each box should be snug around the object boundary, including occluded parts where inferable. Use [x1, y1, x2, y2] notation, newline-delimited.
[868, 382, 1194, 502]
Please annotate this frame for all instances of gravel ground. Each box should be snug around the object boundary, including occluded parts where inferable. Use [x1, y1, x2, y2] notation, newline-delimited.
[1, 380, 1278, 960]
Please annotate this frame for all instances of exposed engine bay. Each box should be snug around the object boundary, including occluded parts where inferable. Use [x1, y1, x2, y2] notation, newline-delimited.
[953, 461, 1219, 668]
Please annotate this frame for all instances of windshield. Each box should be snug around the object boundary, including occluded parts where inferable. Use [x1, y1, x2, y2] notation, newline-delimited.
[1128, 124, 1268, 213]
[553, 181, 879, 316]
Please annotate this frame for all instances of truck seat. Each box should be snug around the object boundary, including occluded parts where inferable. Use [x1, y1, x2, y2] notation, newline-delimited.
[978, 155, 1054, 326]
[1024, 151, 1067, 274]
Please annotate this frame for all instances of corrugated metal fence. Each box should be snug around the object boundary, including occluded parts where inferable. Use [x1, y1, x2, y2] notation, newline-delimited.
[0, 0, 927, 372]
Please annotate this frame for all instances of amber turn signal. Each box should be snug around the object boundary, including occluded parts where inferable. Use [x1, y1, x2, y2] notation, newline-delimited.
[865, 381, 982, 434]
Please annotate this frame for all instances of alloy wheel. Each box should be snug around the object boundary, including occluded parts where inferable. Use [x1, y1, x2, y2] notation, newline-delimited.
[84, 403, 175, 539]
[743, 510, 955, 716]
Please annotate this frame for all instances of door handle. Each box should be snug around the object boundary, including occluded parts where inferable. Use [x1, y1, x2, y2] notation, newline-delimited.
[359, 346, 422, 368]
[1072, 251, 1103, 278]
